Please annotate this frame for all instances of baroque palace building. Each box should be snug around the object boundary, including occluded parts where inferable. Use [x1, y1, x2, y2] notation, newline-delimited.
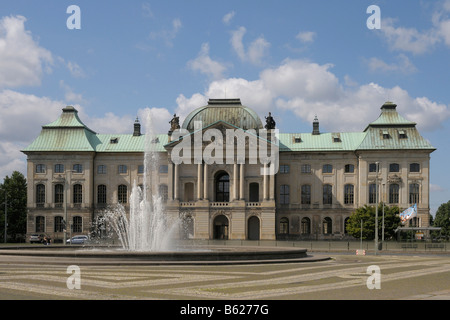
[23, 99, 435, 242]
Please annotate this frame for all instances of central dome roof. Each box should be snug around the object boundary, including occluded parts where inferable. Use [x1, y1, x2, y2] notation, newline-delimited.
[182, 99, 263, 131]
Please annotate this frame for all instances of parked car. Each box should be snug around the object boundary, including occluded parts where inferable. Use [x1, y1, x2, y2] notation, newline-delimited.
[67, 235, 89, 244]
[29, 234, 44, 244]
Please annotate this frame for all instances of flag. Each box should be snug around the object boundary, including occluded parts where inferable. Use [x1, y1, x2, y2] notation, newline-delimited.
[400, 204, 417, 224]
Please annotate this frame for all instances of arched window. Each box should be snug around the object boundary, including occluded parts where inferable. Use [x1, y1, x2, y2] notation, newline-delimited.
[36, 184, 45, 206]
[323, 217, 332, 234]
[54, 184, 64, 205]
[409, 183, 420, 204]
[118, 184, 127, 204]
[301, 217, 311, 234]
[97, 185, 107, 205]
[73, 216, 82, 233]
[215, 172, 230, 202]
[301, 185, 311, 205]
[279, 217, 289, 234]
[389, 184, 399, 203]
[344, 184, 354, 204]
[36, 216, 45, 233]
[323, 184, 332, 205]
[73, 184, 82, 204]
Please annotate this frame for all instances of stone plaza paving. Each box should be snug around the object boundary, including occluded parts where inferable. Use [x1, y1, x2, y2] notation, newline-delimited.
[0, 251, 449, 300]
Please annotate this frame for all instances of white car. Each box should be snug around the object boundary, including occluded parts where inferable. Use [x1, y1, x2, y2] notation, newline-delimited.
[67, 235, 89, 244]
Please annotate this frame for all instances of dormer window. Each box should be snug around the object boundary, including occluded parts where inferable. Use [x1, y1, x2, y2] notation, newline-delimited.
[293, 136, 302, 143]
[382, 130, 390, 139]
[332, 133, 341, 142]
[110, 137, 119, 144]
[398, 130, 407, 139]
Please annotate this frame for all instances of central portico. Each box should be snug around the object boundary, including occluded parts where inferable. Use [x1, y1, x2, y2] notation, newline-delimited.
[164, 99, 277, 240]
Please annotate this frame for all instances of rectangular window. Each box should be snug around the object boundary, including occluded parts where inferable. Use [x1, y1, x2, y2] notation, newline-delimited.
[73, 216, 82, 233]
[97, 165, 106, 174]
[344, 184, 354, 204]
[118, 165, 128, 174]
[73, 164, 83, 173]
[54, 164, 64, 173]
[369, 184, 377, 204]
[322, 164, 333, 174]
[410, 163, 420, 173]
[138, 165, 144, 174]
[323, 184, 332, 205]
[159, 165, 168, 173]
[279, 165, 289, 174]
[301, 164, 311, 173]
[389, 163, 400, 172]
[280, 185, 290, 204]
[409, 183, 420, 204]
[389, 184, 400, 204]
[36, 164, 46, 173]
[344, 164, 355, 173]
[369, 163, 379, 173]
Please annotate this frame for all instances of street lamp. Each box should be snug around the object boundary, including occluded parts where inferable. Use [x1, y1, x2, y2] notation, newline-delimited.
[375, 161, 379, 255]
[1, 192, 7, 243]
[59, 170, 75, 245]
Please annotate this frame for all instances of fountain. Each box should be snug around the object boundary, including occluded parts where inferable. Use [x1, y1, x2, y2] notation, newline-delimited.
[99, 110, 178, 252]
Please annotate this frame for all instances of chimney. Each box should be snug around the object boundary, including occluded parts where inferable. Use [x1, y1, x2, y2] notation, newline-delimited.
[133, 117, 141, 136]
[312, 115, 320, 135]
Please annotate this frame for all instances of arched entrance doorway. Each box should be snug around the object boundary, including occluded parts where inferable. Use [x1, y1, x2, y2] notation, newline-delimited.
[247, 216, 260, 240]
[213, 214, 229, 240]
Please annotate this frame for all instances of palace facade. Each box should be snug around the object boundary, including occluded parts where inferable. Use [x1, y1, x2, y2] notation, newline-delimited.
[23, 99, 435, 242]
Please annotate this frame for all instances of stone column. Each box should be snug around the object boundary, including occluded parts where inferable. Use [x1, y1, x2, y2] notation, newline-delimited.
[203, 163, 208, 200]
[239, 163, 245, 200]
[174, 164, 179, 200]
[269, 167, 275, 200]
[263, 163, 268, 200]
[233, 163, 238, 201]
[197, 163, 202, 200]
[168, 161, 174, 200]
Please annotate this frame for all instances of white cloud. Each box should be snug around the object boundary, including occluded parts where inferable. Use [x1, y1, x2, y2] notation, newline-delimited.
[296, 31, 316, 43]
[176, 59, 450, 133]
[0, 15, 53, 88]
[223, 11, 235, 25]
[187, 43, 228, 80]
[367, 54, 417, 74]
[59, 80, 85, 104]
[230, 26, 270, 65]
[149, 18, 182, 47]
[66, 61, 85, 78]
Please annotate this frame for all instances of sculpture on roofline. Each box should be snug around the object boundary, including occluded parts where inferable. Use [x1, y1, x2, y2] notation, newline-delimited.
[265, 112, 276, 130]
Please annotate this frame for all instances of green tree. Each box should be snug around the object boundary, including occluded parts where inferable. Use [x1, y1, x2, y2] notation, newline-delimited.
[0, 171, 27, 242]
[346, 204, 401, 240]
[433, 201, 450, 240]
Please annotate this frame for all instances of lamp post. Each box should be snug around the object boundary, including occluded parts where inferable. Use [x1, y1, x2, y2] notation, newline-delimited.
[61, 170, 75, 245]
[2, 193, 7, 243]
[382, 183, 385, 245]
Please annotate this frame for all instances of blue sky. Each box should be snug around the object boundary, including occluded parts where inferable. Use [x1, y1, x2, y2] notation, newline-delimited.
[0, 0, 449, 214]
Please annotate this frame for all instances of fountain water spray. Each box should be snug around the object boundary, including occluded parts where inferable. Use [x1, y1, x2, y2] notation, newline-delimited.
[98, 110, 178, 252]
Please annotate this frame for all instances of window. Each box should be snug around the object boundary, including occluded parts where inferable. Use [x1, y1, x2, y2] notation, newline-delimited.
[369, 163, 379, 173]
[344, 164, 355, 173]
[280, 185, 290, 204]
[301, 217, 311, 234]
[344, 184, 354, 204]
[382, 131, 390, 139]
[215, 173, 230, 202]
[323, 217, 332, 234]
[118, 184, 128, 204]
[279, 218, 289, 234]
[410, 163, 420, 173]
[54, 164, 64, 173]
[294, 137, 302, 143]
[97, 165, 106, 174]
[97, 185, 107, 205]
[323, 164, 333, 174]
[159, 165, 168, 173]
[323, 184, 332, 205]
[73, 216, 82, 233]
[159, 184, 168, 202]
[301, 164, 311, 173]
[36, 216, 45, 233]
[54, 216, 64, 233]
[36, 184, 45, 205]
[398, 130, 407, 139]
[389, 184, 400, 204]
[409, 183, 420, 204]
[389, 163, 400, 172]
[73, 164, 83, 173]
[36, 164, 46, 173]
[369, 183, 377, 204]
[301, 185, 311, 205]
[73, 184, 82, 204]
[279, 165, 290, 173]
[138, 165, 144, 174]
[118, 165, 127, 174]
[54, 184, 64, 205]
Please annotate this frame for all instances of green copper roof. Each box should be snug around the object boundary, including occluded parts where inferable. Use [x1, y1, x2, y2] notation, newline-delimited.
[182, 99, 264, 131]
[279, 132, 366, 152]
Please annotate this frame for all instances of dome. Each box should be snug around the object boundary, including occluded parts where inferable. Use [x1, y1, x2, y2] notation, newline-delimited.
[182, 99, 263, 131]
